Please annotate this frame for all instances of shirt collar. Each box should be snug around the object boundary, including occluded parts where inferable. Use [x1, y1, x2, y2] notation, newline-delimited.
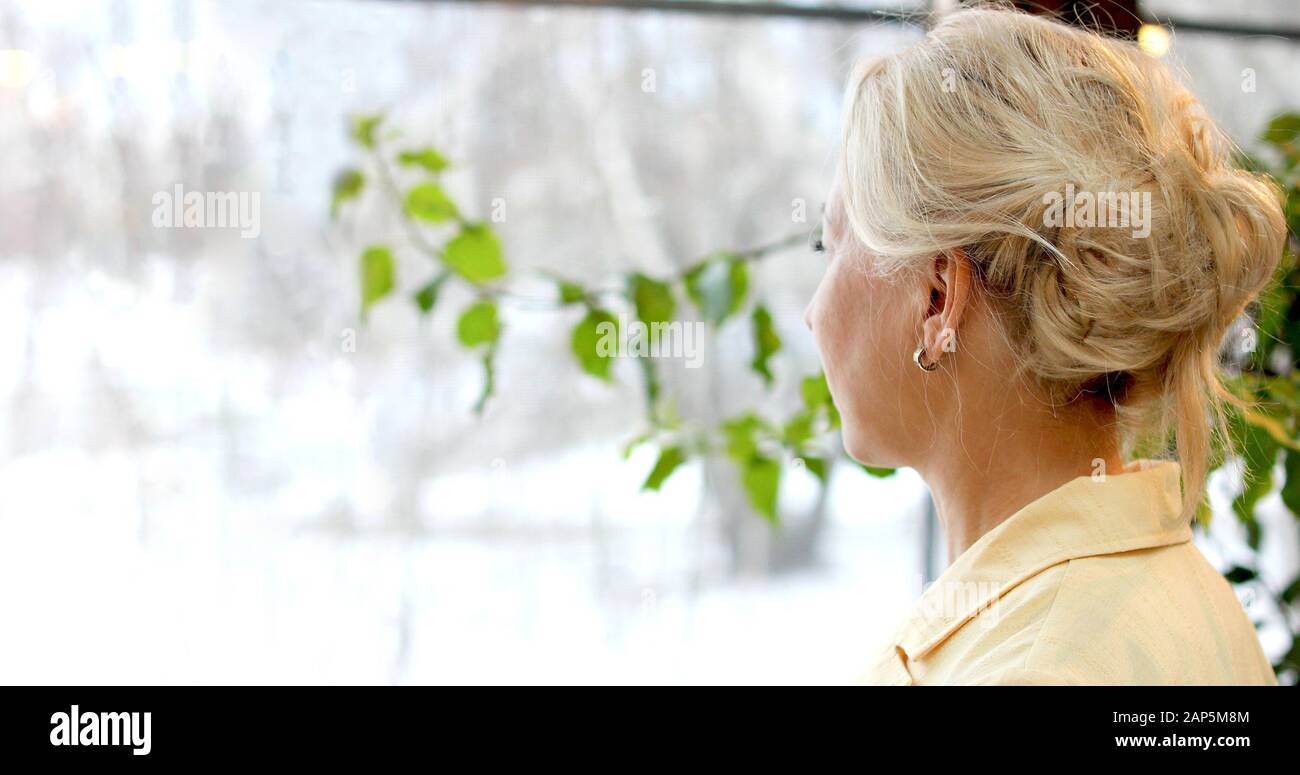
[893, 459, 1191, 664]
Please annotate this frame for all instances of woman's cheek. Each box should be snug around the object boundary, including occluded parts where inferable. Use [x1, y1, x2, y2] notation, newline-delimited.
[811, 258, 859, 399]
[806, 259, 837, 356]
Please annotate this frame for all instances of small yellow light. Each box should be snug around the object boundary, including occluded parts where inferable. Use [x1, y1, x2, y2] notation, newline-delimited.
[1137, 24, 1171, 57]
[0, 49, 35, 89]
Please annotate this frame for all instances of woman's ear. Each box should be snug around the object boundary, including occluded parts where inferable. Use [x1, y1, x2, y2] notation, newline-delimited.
[920, 250, 972, 365]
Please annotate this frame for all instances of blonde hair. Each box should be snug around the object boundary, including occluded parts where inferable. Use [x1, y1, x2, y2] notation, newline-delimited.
[839, 6, 1286, 521]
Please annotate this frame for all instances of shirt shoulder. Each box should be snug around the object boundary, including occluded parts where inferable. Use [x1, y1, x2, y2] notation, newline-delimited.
[1010, 542, 1275, 685]
[912, 562, 1069, 684]
[969, 667, 1076, 685]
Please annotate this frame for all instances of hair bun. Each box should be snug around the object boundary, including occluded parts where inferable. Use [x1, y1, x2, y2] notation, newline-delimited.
[838, 6, 1287, 521]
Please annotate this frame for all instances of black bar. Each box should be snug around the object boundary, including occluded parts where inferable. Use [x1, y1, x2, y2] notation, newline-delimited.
[0, 686, 1290, 762]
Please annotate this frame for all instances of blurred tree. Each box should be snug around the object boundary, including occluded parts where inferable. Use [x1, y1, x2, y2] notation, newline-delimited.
[334, 107, 1300, 678]
[1222, 112, 1300, 681]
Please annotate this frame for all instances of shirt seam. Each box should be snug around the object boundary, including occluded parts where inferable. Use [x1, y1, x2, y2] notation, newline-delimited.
[1021, 557, 1075, 672]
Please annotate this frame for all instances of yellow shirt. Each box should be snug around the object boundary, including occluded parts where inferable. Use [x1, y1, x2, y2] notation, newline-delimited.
[863, 460, 1276, 685]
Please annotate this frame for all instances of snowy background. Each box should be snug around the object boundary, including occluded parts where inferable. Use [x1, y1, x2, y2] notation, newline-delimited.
[0, 0, 1295, 684]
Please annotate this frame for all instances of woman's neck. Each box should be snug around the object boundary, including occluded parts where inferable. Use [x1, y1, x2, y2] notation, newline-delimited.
[914, 392, 1123, 564]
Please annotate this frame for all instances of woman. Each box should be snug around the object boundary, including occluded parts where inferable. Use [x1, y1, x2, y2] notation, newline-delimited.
[805, 7, 1283, 685]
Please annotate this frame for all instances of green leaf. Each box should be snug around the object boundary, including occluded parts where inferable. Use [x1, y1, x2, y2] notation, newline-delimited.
[474, 345, 497, 415]
[352, 113, 383, 149]
[398, 147, 449, 173]
[782, 410, 815, 449]
[721, 413, 771, 462]
[1233, 149, 1265, 174]
[750, 304, 782, 386]
[741, 455, 781, 524]
[684, 254, 748, 326]
[413, 273, 449, 314]
[637, 356, 661, 412]
[801, 372, 832, 410]
[1262, 373, 1300, 410]
[642, 446, 688, 491]
[1282, 575, 1300, 605]
[801, 372, 841, 429]
[1283, 448, 1300, 518]
[405, 183, 458, 224]
[1252, 265, 1291, 349]
[1277, 637, 1300, 675]
[1230, 408, 1280, 546]
[628, 273, 676, 326]
[360, 245, 395, 315]
[456, 300, 501, 348]
[553, 277, 587, 305]
[331, 168, 364, 219]
[1245, 518, 1263, 552]
[802, 456, 828, 484]
[1261, 112, 1300, 149]
[622, 429, 656, 459]
[1224, 566, 1258, 584]
[1195, 498, 1213, 530]
[860, 464, 897, 478]
[1241, 406, 1300, 452]
[571, 308, 619, 381]
[444, 224, 507, 285]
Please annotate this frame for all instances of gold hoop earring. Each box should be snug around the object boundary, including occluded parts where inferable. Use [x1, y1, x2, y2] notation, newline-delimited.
[913, 344, 939, 372]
